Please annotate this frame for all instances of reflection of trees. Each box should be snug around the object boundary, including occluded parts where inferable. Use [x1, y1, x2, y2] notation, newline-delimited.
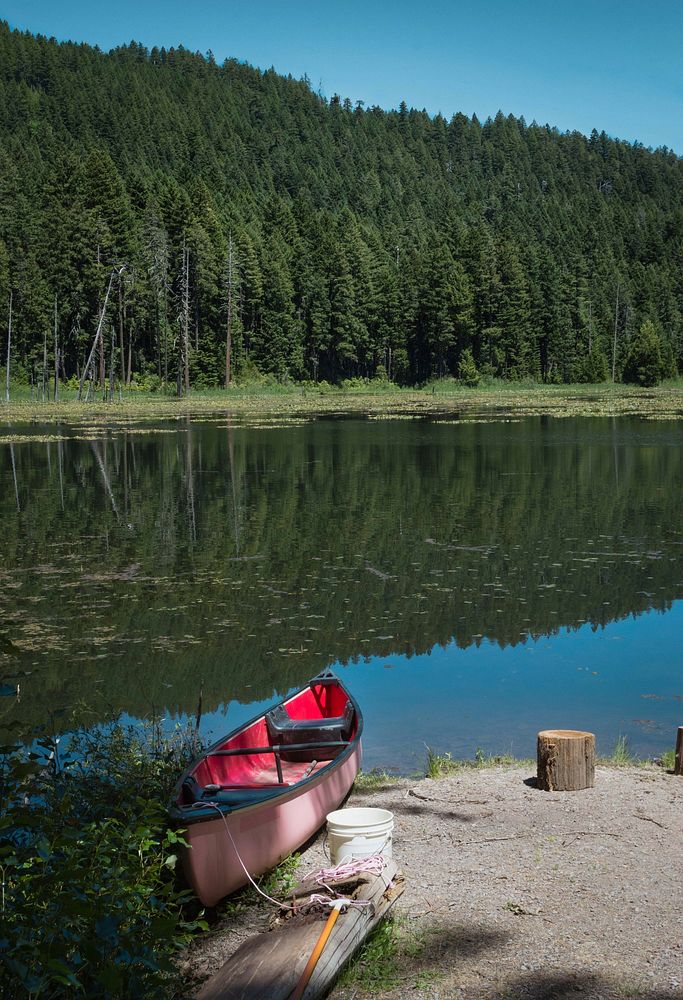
[1, 417, 682, 733]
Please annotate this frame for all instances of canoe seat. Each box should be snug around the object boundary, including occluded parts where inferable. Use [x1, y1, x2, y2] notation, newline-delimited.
[266, 699, 354, 762]
[182, 776, 285, 809]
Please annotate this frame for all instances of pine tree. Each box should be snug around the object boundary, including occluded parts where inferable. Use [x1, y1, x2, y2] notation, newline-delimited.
[622, 320, 664, 386]
[1, 22, 683, 389]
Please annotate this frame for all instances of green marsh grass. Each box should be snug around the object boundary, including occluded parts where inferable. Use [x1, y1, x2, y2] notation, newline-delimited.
[4, 379, 683, 433]
[426, 745, 534, 778]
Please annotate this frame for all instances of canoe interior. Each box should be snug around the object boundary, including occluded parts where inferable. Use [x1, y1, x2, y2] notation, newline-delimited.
[179, 679, 358, 803]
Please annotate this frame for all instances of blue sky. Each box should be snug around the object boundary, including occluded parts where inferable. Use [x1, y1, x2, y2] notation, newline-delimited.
[4, 1, 682, 152]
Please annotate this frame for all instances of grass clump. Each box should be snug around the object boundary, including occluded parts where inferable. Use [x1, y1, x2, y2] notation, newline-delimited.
[425, 745, 533, 778]
[338, 915, 426, 993]
[426, 746, 462, 778]
[603, 735, 634, 766]
[597, 737, 677, 769]
[0, 718, 206, 998]
[353, 768, 399, 791]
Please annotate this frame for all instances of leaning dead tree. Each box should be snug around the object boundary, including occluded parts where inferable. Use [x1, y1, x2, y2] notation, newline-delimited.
[78, 266, 125, 401]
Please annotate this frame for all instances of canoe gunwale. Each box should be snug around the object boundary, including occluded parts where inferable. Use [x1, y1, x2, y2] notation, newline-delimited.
[168, 671, 363, 828]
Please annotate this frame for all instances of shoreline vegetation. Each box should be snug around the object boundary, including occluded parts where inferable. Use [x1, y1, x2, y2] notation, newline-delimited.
[1, 717, 677, 997]
[2, 378, 683, 430]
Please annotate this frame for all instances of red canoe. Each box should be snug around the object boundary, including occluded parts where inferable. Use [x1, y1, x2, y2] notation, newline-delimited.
[169, 670, 363, 906]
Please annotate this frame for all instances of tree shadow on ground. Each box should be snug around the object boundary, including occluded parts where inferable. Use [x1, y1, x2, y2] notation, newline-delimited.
[491, 971, 675, 999]
[390, 799, 487, 822]
[384, 921, 676, 1000]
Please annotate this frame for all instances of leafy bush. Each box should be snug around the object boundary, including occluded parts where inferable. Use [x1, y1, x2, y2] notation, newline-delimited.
[457, 347, 480, 387]
[622, 320, 664, 387]
[577, 346, 609, 384]
[0, 720, 205, 997]
[340, 376, 371, 391]
[128, 372, 164, 393]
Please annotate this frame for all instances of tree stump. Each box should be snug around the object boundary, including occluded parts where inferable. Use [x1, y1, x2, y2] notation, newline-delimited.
[537, 729, 595, 791]
[675, 726, 683, 775]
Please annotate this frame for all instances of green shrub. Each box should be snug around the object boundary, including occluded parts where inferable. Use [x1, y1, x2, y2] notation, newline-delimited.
[622, 320, 665, 387]
[129, 372, 164, 393]
[577, 346, 609, 384]
[0, 720, 205, 997]
[341, 376, 371, 391]
[458, 347, 480, 387]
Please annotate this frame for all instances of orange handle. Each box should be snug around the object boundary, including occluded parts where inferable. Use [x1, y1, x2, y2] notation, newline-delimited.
[289, 902, 342, 1000]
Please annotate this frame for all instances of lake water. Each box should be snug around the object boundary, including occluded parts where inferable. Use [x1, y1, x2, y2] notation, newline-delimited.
[1, 415, 682, 771]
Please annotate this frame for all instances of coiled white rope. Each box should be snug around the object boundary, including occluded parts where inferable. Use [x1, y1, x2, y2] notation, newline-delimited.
[204, 802, 385, 912]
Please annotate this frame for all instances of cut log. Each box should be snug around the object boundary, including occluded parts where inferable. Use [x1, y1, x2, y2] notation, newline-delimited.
[675, 726, 683, 776]
[196, 860, 403, 1000]
[537, 729, 595, 792]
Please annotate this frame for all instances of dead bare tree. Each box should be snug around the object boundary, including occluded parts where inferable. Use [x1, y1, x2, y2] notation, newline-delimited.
[225, 233, 239, 388]
[5, 291, 11, 403]
[109, 319, 116, 402]
[78, 266, 125, 401]
[118, 278, 125, 384]
[182, 242, 190, 396]
[96, 245, 106, 390]
[42, 324, 48, 402]
[53, 294, 59, 401]
[612, 282, 620, 383]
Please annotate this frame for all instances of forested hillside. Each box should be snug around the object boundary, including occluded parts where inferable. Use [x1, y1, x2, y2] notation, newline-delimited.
[1, 21, 682, 389]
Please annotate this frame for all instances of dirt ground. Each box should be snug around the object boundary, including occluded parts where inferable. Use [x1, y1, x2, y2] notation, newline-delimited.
[182, 764, 683, 999]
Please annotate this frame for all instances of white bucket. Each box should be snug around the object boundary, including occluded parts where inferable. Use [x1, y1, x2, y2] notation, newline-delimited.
[326, 807, 394, 865]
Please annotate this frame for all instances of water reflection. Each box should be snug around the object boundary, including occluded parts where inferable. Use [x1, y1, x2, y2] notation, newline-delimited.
[1, 416, 682, 763]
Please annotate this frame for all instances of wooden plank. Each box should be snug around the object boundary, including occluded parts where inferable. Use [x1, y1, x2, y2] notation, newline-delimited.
[196, 918, 325, 1000]
[303, 862, 403, 1000]
[197, 861, 403, 1000]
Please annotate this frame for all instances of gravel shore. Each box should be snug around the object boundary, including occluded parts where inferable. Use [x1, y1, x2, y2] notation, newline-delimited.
[185, 764, 683, 999]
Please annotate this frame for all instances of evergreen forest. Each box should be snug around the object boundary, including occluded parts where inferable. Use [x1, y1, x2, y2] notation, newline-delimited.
[1, 21, 682, 391]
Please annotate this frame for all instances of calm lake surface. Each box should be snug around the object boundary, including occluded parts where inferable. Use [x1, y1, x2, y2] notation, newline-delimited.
[1, 415, 682, 771]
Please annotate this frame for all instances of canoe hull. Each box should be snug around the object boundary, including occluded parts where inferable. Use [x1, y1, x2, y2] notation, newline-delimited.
[180, 739, 361, 906]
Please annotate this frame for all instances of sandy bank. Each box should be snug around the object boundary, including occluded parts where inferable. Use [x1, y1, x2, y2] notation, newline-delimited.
[183, 764, 683, 999]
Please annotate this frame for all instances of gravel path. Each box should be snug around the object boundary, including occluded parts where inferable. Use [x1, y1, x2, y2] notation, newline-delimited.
[184, 764, 683, 999]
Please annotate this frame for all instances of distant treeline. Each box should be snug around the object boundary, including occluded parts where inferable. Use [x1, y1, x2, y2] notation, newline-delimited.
[0, 21, 682, 390]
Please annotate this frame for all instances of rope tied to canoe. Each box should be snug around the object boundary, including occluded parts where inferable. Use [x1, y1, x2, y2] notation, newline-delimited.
[302, 852, 387, 885]
[204, 802, 384, 912]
